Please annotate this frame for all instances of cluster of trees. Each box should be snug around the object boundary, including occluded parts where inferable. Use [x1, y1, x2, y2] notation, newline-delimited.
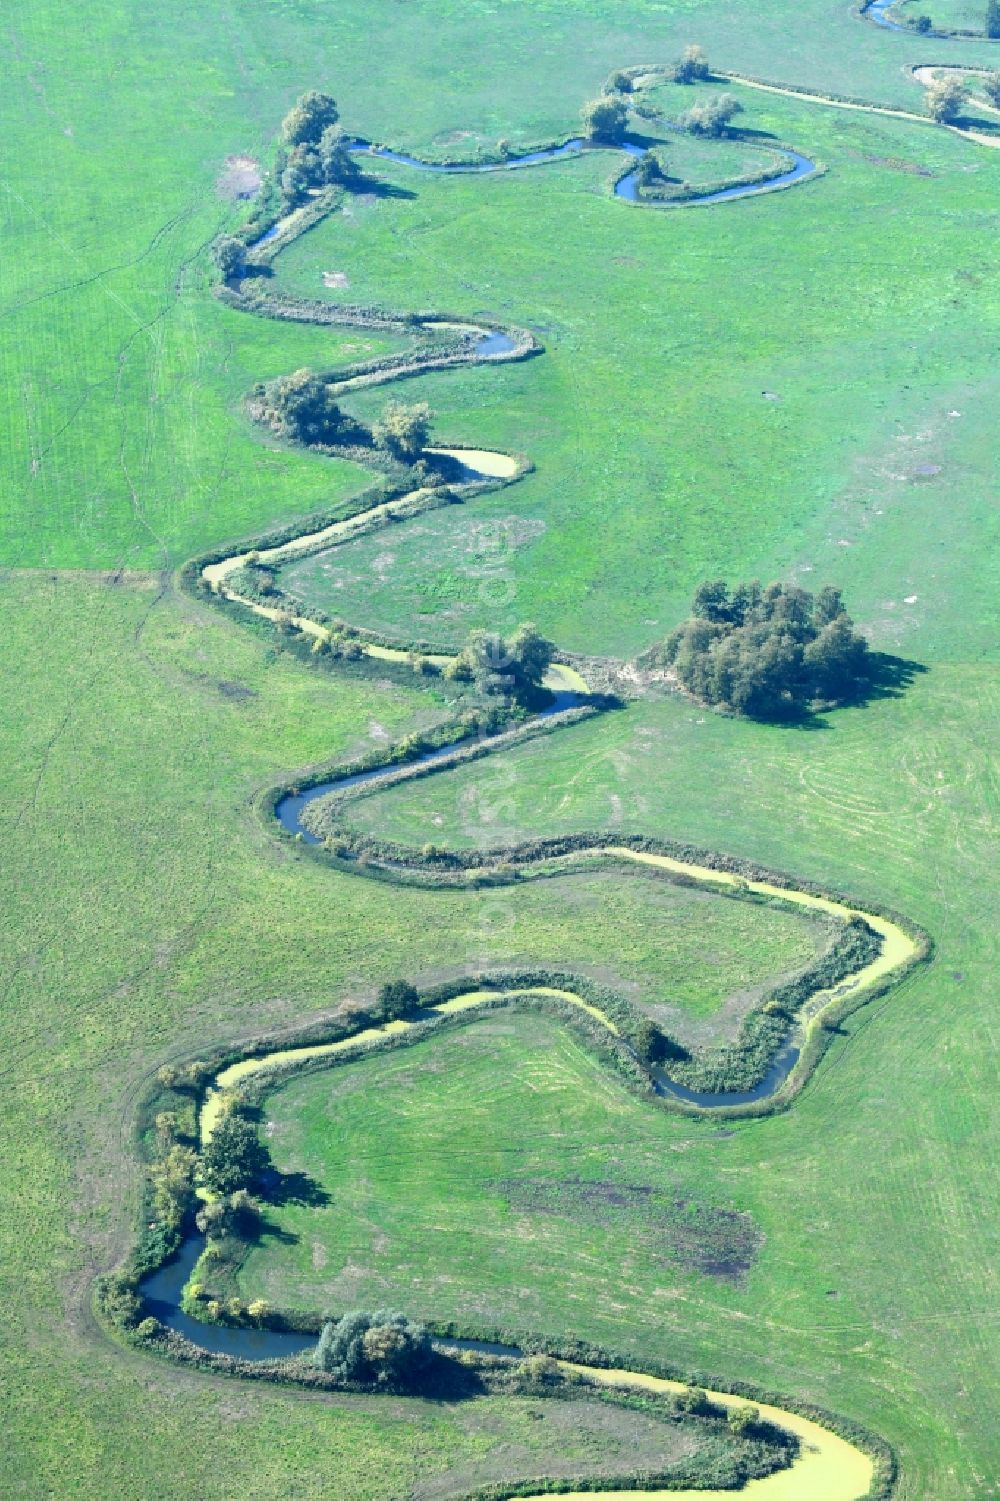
[659, 579, 870, 718]
[925, 70, 967, 122]
[904, 2, 999, 30]
[678, 93, 743, 137]
[444, 623, 554, 705]
[256, 370, 434, 457]
[314, 1309, 432, 1388]
[279, 90, 359, 203]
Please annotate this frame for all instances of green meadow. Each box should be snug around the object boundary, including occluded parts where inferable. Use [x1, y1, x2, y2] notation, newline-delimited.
[3, 0, 998, 1497]
[271, 84, 1000, 656]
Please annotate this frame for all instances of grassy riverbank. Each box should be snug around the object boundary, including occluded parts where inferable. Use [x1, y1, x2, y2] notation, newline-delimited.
[4, 0, 999, 1497]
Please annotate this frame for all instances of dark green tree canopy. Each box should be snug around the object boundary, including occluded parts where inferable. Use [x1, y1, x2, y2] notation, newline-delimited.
[199, 1112, 270, 1197]
[656, 579, 870, 718]
[314, 1309, 432, 1388]
[581, 94, 629, 143]
[673, 44, 710, 84]
[678, 93, 743, 137]
[282, 89, 339, 146]
[375, 979, 420, 1021]
[445, 623, 554, 706]
[258, 368, 363, 447]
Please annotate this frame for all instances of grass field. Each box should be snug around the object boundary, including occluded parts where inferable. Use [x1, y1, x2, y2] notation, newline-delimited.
[4, 0, 999, 1497]
[897, 0, 994, 30]
[268, 85, 1000, 656]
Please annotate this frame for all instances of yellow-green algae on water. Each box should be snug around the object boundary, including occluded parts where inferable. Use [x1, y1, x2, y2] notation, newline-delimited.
[524, 1364, 874, 1501]
[199, 987, 616, 1149]
[604, 848, 919, 1014]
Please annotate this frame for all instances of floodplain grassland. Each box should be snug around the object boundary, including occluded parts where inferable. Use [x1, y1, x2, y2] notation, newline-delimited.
[0, 575, 831, 1497]
[241, 1013, 778, 1330]
[269, 85, 1000, 657]
[3, 0, 999, 1497]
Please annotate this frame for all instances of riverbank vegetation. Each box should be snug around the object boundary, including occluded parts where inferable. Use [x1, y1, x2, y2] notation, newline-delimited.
[4, 0, 999, 1494]
[650, 580, 871, 718]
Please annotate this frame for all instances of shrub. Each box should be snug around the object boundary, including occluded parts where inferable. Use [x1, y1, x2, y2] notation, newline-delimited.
[212, 235, 247, 283]
[282, 90, 339, 147]
[605, 69, 632, 94]
[636, 150, 665, 189]
[676, 1385, 713, 1416]
[982, 71, 1000, 105]
[581, 94, 629, 144]
[148, 1144, 197, 1230]
[156, 1060, 213, 1093]
[913, 14, 933, 31]
[280, 143, 323, 204]
[925, 72, 966, 122]
[654, 579, 870, 718]
[99, 1270, 142, 1328]
[314, 1309, 432, 1387]
[372, 400, 433, 459]
[374, 979, 420, 1021]
[318, 124, 358, 184]
[445, 622, 554, 706]
[257, 368, 365, 447]
[199, 1113, 270, 1196]
[674, 44, 710, 84]
[195, 1189, 261, 1237]
[728, 1403, 761, 1436]
[678, 93, 743, 137]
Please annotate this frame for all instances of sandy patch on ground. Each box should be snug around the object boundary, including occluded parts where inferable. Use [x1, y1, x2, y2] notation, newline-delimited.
[217, 154, 262, 199]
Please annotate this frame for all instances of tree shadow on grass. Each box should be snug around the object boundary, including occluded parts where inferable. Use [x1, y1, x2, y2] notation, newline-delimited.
[742, 654, 928, 732]
[261, 1166, 332, 1209]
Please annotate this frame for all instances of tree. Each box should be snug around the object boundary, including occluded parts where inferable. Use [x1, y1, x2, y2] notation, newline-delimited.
[605, 69, 632, 94]
[157, 1060, 213, 1092]
[727, 1404, 760, 1436]
[636, 150, 665, 189]
[678, 93, 743, 137]
[199, 1113, 270, 1197]
[282, 89, 339, 147]
[374, 979, 420, 1021]
[674, 44, 710, 84]
[925, 72, 966, 122]
[802, 614, 869, 699]
[318, 124, 358, 184]
[581, 94, 629, 144]
[982, 70, 1000, 105]
[148, 1145, 197, 1230]
[372, 400, 433, 459]
[281, 143, 323, 204]
[195, 1189, 260, 1238]
[314, 1309, 431, 1387]
[213, 235, 246, 283]
[263, 368, 358, 447]
[446, 622, 554, 705]
[914, 14, 932, 31]
[988, 0, 1000, 38]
